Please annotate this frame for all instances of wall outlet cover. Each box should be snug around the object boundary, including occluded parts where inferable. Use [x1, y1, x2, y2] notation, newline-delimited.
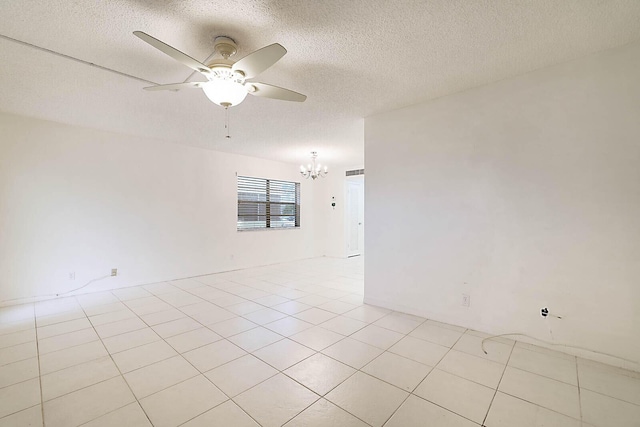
[462, 294, 470, 307]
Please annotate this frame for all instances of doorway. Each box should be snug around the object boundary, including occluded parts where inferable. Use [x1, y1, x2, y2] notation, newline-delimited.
[346, 175, 364, 257]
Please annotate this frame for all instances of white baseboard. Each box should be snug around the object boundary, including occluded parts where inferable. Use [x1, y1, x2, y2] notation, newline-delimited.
[363, 296, 640, 373]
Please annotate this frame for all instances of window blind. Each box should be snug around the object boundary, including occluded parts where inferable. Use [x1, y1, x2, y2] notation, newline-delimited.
[237, 176, 300, 230]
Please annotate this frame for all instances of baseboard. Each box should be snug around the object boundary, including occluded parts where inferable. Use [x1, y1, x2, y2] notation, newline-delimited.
[363, 296, 640, 373]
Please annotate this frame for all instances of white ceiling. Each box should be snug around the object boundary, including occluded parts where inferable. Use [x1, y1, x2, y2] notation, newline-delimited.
[1, 1, 640, 166]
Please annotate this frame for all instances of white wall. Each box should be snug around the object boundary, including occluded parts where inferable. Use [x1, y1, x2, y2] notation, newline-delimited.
[364, 42, 640, 368]
[316, 167, 348, 259]
[0, 112, 322, 304]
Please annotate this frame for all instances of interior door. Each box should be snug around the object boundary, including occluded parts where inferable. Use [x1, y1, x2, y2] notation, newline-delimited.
[347, 179, 364, 257]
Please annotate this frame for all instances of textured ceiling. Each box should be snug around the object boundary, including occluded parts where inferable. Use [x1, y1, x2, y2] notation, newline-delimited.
[1, 1, 640, 166]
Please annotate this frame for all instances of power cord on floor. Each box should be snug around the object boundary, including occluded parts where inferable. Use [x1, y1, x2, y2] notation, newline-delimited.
[0, 274, 112, 305]
[481, 332, 639, 366]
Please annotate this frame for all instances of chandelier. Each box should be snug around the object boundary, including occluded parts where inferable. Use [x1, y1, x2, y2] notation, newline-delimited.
[300, 152, 328, 180]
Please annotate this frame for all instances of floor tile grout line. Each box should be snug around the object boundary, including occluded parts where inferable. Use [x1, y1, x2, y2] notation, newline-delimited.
[495, 389, 584, 422]
[39, 331, 124, 361]
[514, 341, 580, 363]
[34, 320, 95, 341]
[0, 307, 41, 421]
[417, 360, 499, 391]
[358, 349, 433, 392]
[186, 308, 383, 425]
[434, 339, 507, 360]
[408, 393, 484, 426]
[381, 388, 413, 426]
[72, 300, 155, 427]
[102, 292, 308, 362]
[410, 328, 514, 390]
[0, 346, 39, 369]
[0, 340, 39, 353]
[0, 404, 42, 423]
[576, 386, 640, 408]
[482, 339, 516, 426]
[230, 375, 317, 427]
[38, 373, 124, 407]
[166, 328, 277, 425]
[139, 369, 227, 403]
[576, 355, 584, 423]
[311, 316, 431, 381]
[179, 398, 263, 427]
[0, 333, 36, 348]
[279, 359, 369, 425]
[122, 346, 236, 414]
[341, 319, 434, 425]
[175, 272, 364, 321]
[0, 360, 58, 391]
[121, 286, 288, 424]
[316, 317, 445, 426]
[576, 358, 640, 380]
[107, 290, 250, 412]
[506, 364, 583, 388]
[380, 325, 479, 426]
[26, 310, 400, 382]
[32, 327, 96, 348]
[410, 327, 468, 392]
[32, 304, 45, 427]
[34, 312, 88, 329]
[384, 330, 488, 424]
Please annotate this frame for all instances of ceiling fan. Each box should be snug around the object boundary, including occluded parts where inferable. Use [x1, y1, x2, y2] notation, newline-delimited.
[133, 31, 307, 108]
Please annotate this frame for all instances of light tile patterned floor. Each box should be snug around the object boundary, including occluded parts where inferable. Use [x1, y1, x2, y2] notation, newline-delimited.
[1, 256, 639, 426]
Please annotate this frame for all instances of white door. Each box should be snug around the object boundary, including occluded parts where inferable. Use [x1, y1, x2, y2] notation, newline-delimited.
[346, 178, 364, 257]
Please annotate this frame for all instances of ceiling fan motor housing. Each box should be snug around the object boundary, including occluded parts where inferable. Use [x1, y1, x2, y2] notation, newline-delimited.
[213, 36, 238, 59]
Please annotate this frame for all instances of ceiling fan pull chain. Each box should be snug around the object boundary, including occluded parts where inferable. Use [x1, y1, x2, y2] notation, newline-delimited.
[225, 106, 231, 139]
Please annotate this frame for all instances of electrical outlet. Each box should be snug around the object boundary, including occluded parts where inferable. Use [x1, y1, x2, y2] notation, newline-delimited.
[462, 294, 470, 307]
[68, 272, 75, 280]
[111, 268, 117, 277]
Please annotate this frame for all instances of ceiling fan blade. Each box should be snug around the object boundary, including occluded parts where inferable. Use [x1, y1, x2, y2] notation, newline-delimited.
[232, 44, 286, 79]
[143, 82, 206, 91]
[134, 31, 211, 76]
[248, 82, 307, 102]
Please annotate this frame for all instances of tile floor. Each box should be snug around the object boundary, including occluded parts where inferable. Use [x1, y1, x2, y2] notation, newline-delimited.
[1, 256, 639, 426]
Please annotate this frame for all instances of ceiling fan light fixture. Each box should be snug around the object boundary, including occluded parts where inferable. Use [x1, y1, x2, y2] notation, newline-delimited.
[202, 79, 248, 107]
[134, 31, 306, 110]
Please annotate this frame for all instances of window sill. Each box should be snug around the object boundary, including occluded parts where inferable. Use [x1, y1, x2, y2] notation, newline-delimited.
[237, 227, 300, 232]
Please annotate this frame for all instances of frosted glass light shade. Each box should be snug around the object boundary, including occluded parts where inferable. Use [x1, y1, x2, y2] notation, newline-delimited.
[202, 80, 248, 107]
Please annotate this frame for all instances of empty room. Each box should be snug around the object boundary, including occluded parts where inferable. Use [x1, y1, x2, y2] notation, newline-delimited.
[1, 1, 639, 426]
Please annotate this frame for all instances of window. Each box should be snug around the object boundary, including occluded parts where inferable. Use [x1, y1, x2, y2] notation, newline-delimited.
[237, 176, 300, 230]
